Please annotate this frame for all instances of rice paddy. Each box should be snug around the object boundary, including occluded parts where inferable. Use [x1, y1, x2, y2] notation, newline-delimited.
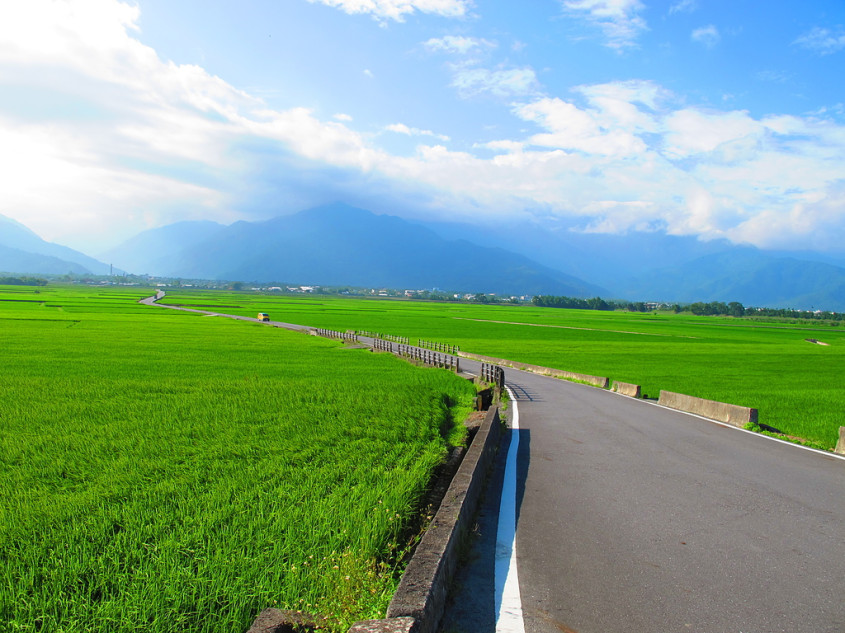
[3, 282, 842, 633]
[0, 285, 475, 632]
[161, 289, 845, 449]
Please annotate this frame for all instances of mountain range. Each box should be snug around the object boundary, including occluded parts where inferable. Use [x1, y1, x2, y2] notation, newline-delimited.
[101, 204, 604, 297]
[1, 204, 844, 311]
[0, 215, 111, 275]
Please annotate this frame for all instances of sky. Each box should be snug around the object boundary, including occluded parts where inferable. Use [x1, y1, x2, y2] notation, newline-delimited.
[1, 0, 844, 255]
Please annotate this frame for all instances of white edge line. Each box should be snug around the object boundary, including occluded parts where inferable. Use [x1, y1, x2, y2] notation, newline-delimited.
[495, 386, 526, 633]
[603, 387, 845, 462]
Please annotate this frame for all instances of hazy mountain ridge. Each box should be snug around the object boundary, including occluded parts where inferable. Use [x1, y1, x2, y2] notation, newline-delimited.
[421, 218, 845, 311]
[154, 203, 607, 297]
[2, 207, 844, 311]
[0, 244, 92, 276]
[99, 220, 226, 276]
[622, 250, 845, 310]
[0, 214, 110, 275]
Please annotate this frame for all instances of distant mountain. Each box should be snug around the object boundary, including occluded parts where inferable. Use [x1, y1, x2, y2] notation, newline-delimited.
[0, 214, 109, 275]
[132, 203, 606, 296]
[422, 217, 845, 311]
[621, 249, 845, 311]
[100, 220, 225, 276]
[420, 218, 736, 289]
[0, 244, 91, 275]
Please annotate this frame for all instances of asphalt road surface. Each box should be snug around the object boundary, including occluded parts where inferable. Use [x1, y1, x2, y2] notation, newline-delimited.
[141, 295, 845, 632]
[441, 363, 845, 633]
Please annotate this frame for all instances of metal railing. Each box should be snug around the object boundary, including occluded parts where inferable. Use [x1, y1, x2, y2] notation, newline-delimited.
[481, 363, 505, 392]
[418, 339, 460, 355]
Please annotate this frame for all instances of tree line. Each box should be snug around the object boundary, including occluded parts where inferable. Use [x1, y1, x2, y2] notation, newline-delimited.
[686, 300, 840, 321]
[0, 276, 47, 286]
[532, 295, 650, 311]
[532, 295, 840, 322]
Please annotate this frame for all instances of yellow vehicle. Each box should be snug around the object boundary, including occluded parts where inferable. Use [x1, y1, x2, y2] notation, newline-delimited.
[257, 313, 270, 322]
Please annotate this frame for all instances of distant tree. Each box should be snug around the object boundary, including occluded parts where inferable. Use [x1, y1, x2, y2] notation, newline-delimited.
[0, 276, 47, 286]
[728, 301, 745, 317]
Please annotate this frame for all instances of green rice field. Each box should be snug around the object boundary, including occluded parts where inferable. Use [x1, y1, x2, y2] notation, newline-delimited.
[162, 289, 845, 450]
[0, 285, 475, 632]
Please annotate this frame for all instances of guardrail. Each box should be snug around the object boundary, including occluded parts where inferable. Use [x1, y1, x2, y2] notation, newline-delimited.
[373, 338, 394, 353]
[396, 344, 460, 372]
[357, 331, 409, 344]
[315, 328, 358, 342]
[418, 339, 460, 355]
[480, 363, 505, 392]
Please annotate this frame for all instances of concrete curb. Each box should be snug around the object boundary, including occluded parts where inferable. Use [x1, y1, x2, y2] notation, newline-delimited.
[658, 390, 758, 427]
[346, 405, 503, 633]
[458, 351, 609, 389]
[835, 427, 845, 456]
[611, 381, 642, 398]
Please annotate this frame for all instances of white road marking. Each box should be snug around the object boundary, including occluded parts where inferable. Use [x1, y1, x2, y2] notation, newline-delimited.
[496, 386, 526, 633]
[605, 389, 845, 461]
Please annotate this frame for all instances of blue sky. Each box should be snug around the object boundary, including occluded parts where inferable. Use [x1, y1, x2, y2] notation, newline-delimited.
[1, 0, 844, 254]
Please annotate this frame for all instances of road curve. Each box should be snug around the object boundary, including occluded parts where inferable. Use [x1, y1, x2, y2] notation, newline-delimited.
[141, 294, 845, 632]
[442, 366, 845, 633]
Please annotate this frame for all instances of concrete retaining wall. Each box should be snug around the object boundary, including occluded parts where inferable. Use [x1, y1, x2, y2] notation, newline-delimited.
[658, 390, 758, 427]
[835, 427, 845, 456]
[459, 351, 609, 389]
[247, 407, 503, 633]
[611, 381, 641, 398]
[346, 405, 503, 633]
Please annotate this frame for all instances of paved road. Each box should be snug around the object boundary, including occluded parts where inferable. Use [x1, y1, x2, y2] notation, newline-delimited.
[441, 366, 845, 633]
[142, 295, 845, 632]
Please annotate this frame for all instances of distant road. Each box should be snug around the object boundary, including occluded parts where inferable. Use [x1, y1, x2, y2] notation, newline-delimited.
[141, 293, 845, 632]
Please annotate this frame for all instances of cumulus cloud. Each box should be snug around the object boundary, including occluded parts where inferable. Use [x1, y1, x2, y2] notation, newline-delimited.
[307, 0, 470, 22]
[663, 109, 761, 158]
[424, 35, 533, 101]
[0, 0, 386, 249]
[386, 123, 450, 141]
[516, 97, 648, 157]
[561, 0, 648, 50]
[2, 0, 845, 255]
[794, 26, 845, 55]
[669, 0, 697, 14]
[451, 65, 540, 98]
[496, 83, 845, 248]
[423, 35, 495, 54]
[691, 24, 720, 48]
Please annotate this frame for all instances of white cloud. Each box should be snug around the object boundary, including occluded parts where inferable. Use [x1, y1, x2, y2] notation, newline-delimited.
[426, 37, 532, 101]
[0, 0, 385, 249]
[516, 90, 652, 157]
[478, 140, 525, 153]
[423, 35, 495, 54]
[2, 0, 845, 256]
[794, 27, 845, 55]
[691, 24, 720, 48]
[663, 109, 762, 158]
[307, 0, 470, 22]
[669, 0, 696, 14]
[561, 0, 648, 50]
[385, 123, 450, 141]
[756, 70, 790, 84]
[451, 65, 540, 98]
